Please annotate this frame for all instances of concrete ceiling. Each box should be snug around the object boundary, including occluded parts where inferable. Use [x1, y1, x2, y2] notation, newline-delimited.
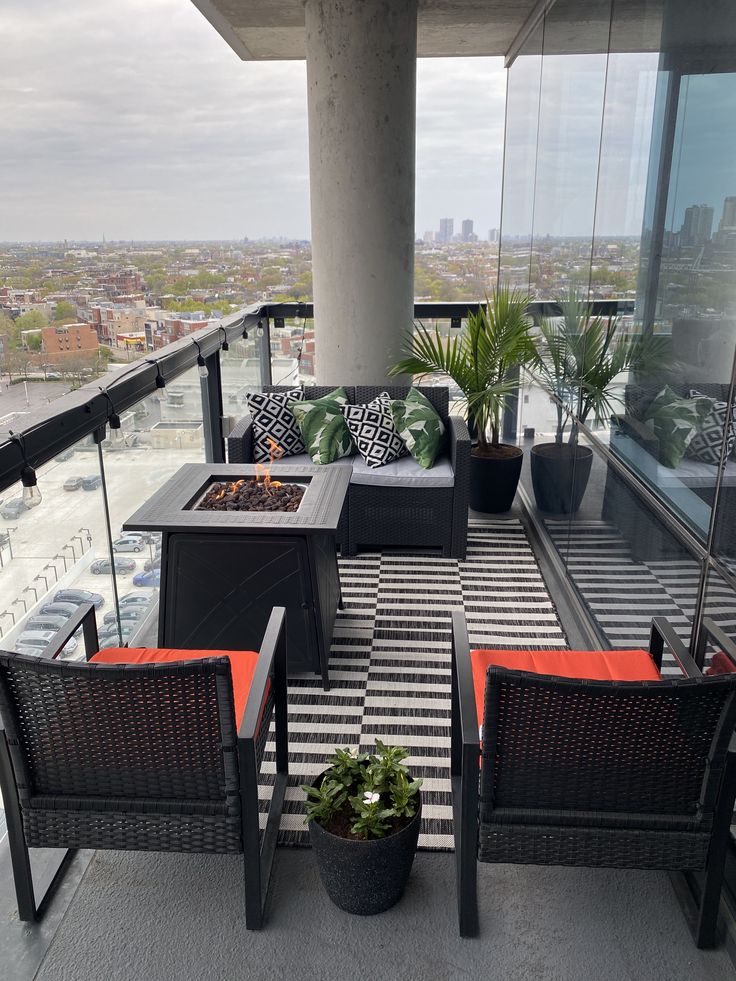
[190, 0, 547, 60]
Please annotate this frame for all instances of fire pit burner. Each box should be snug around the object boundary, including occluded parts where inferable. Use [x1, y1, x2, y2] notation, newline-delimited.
[197, 478, 306, 513]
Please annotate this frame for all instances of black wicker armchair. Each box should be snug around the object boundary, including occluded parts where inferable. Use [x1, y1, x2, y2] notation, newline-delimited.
[228, 385, 471, 559]
[0, 602, 288, 930]
[451, 611, 736, 947]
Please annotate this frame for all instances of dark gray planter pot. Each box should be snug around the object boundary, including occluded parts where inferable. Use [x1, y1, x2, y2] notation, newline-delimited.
[469, 446, 523, 513]
[307, 792, 421, 915]
[530, 442, 594, 514]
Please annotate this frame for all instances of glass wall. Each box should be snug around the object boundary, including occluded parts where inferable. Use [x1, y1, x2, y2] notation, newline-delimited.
[500, 0, 736, 659]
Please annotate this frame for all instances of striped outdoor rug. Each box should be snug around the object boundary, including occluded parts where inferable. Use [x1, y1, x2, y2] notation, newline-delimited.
[544, 517, 736, 673]
[259, 518, 567, 851]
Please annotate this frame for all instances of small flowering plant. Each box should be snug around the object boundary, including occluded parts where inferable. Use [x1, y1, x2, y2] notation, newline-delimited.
[302, 740, 422, 840]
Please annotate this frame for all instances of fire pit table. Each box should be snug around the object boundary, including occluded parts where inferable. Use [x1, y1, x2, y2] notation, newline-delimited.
[124, 463, 350, 690]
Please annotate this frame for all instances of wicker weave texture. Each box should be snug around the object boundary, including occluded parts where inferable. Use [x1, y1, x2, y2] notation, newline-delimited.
[479, 824, 711, 869]
[480, 669, 736, 826]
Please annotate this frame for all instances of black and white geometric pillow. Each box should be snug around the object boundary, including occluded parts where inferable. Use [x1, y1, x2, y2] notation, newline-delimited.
[343, 393, 408, 469]
[246, 389, 305, 462]
[686, 389, 736, 465]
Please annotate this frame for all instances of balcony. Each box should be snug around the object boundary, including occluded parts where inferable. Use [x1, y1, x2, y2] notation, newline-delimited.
[0, 302, 735, 980]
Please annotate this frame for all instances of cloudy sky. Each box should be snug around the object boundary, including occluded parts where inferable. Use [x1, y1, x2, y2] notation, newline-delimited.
[0, 0, 506, 242]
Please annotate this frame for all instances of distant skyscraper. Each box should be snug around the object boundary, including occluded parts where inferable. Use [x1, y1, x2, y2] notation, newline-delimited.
[488, 227, 499, 243]
[719, 196, 736, 234]
[438, 218, 454, 243]
[422, 230, 435, 243]
[461, 219, 474, 242]
[681, 204, 713, 246]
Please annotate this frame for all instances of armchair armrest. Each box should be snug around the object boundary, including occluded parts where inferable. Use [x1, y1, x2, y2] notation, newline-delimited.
[227, 414, 254, 465]
[649, 617, 701, 677]
[44, 601, 99, 661]
[451, 610, 480, 764]
[701, 617, 736, 671]
[449, 415, 471, 559]
[238, 606, 287, 746]
[611, 413, 659, 455]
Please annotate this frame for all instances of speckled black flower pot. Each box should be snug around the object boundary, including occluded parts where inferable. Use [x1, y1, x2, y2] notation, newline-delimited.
[307, 790, 422, 915]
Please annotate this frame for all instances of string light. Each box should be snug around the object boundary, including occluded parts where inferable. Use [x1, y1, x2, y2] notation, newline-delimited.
[193, 339, 209, 379]
[146, 360, 167, 402]
[10, 432, 42, 509]
[100, 388, 123, 440]
[218, 326, 229, 352]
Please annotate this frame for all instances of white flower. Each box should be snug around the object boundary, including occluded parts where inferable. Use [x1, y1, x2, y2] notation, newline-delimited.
[348, 748, 358, 758]
[363, 791, 380, 805]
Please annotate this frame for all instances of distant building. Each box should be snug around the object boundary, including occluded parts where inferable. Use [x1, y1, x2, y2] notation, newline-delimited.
[717, 196, 736, 245]
[488, 228, 499, 243]
[41, 323, 99, 358]
[422, 230, 435, 243]
[461, 219, 474, 242]
[680, 204, 713, 246]
[438, 218, 454, 243]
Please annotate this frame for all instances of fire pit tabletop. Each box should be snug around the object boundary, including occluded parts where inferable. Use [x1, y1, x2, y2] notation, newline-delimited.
[124, 463, 349, 535]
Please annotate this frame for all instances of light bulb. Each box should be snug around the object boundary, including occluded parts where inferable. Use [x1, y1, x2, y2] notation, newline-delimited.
[257, 325, 264, 338]
[197, 355, 209, 379]
[157, 385, 168, 403]
[22, 484, 42, 508]
[20, 466, 42, 508]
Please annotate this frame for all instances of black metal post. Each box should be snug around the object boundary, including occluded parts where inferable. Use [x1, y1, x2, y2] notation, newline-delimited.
[200, 352, 225, 464]
[258, 317, 273, 387]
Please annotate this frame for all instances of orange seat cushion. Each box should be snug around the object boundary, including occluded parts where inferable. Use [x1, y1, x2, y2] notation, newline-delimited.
[90, 647, 260, 727]
[470, 648, 661, 735]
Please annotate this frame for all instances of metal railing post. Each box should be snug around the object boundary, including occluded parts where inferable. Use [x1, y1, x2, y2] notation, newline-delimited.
[200, 351, 225, 464]
[258, 317, 273, 387]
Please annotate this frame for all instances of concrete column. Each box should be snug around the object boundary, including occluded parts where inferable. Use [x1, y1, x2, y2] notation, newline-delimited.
[305, 0, 417, 386]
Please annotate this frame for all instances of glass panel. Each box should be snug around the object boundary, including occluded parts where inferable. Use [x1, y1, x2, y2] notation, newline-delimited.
[270, 315, 315, 387]
[221, 327, 262, 422]
[497, 19, 543, 291]
[553, 432, 702, 657]
[99, 364, 207, 646]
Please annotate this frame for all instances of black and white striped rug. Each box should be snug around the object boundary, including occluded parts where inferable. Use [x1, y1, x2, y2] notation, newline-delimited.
[260, 518, 567, 851]
[544, 517, 736, 673]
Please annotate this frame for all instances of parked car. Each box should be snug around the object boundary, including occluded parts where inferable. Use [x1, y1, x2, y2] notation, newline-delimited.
[25, 615, 71, 634]
[39, 601, 80, 619]
[143, 556, 161, 572]
[90, 557, 136, 576]
[54, 448, 75, 462]
[132, 569, 160, 588]
[1, 498, 27, 519]
[63, 476, 84, 491]
[118, 592, 155, 608]
[53, 588, 105, 610]
[15, 630, 77, 655]
[112, 537, 146, 553]
[119, 531, 158, 546]
[82, 474, 102, 490]
[103, 606, 149, 626]
[98, 622, 136, 644]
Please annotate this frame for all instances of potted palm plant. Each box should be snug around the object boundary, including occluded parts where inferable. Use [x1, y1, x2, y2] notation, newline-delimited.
[530, 291, 669, 513]
[390, 287, 536, 513]
[302, 741, 422, 916]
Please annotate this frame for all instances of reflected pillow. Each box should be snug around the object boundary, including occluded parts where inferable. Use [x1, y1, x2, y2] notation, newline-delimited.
[643, 385, 711, 468]
[686, 389, 736, 466]
[289, 387, 355, 465]
[389, 388, 445, 469]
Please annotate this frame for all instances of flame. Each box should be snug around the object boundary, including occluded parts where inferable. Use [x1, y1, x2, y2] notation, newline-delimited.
[211, 478, 245, 502]
[254, 438, 283, 493]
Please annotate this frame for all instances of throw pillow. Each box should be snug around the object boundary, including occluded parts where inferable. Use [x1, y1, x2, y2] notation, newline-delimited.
[389, 388, 445, 469]
[643, 385, 711, 469]
[686, 389, 736, 466]
[246, 389, 304, 462]
[343, 392, 408, 469]
[289, 387, 355, 465]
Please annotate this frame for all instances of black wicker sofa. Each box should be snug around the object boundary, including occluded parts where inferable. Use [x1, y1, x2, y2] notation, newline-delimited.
[228, 385, 471, 559]
[603, 381, 736, 560]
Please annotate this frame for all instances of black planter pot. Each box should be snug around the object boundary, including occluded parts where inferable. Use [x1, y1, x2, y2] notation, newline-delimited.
[530, 442, 594, 514]
[469, 446, 523, 514]
[308, 793, 421, 915]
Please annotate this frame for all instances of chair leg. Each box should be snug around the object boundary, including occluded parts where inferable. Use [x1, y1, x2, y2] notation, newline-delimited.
[695, 749, 736, 947]
[452, 772, 480, 938]
[239, 740, 264, 930]
[0, 730, 74, 921]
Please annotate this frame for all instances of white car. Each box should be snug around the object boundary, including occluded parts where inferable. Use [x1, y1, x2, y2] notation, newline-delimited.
[112, 537, 146, 553]
[15, 630, 77, 656]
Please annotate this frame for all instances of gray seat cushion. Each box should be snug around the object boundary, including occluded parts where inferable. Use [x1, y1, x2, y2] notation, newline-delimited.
[350, 453, 454, 487]
[266, 452, 355, 470]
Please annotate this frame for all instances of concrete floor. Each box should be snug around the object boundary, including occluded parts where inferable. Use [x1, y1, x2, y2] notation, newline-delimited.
[30, 848, 733, 981]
